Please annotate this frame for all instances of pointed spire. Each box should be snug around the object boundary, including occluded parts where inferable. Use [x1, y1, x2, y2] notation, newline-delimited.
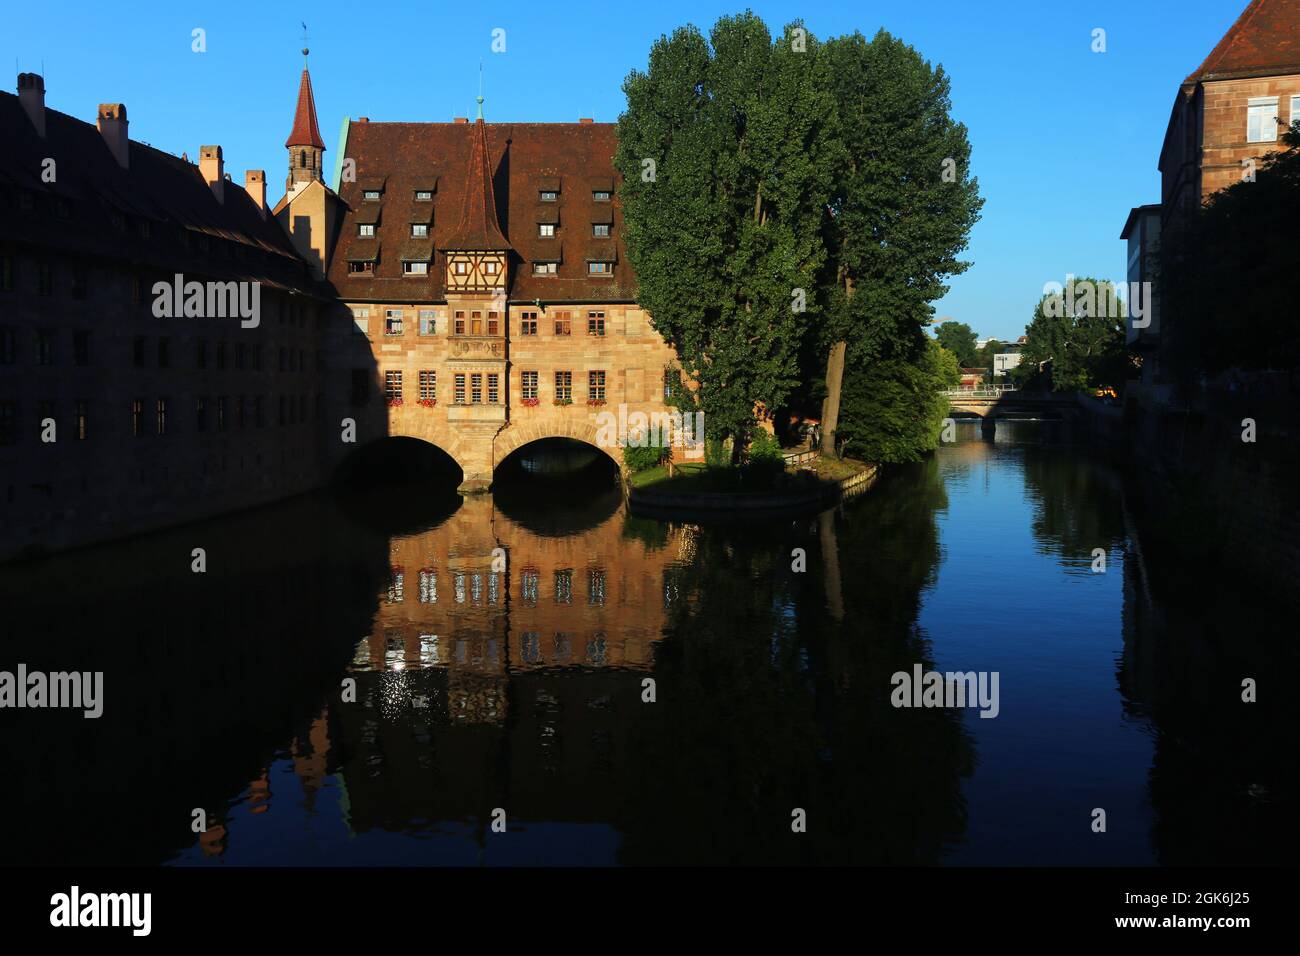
[285, 56, 325, 150]
[442, 112, 511, 251]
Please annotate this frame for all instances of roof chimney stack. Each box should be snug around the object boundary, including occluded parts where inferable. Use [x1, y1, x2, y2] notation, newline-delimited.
[245, 170, 266, 217]
[453, 116, 468, 124]
[199, 145, 225, 203]
[18, 72, 46, 138]
[97, 103, 129, 169]
[579, 117, 594, 124]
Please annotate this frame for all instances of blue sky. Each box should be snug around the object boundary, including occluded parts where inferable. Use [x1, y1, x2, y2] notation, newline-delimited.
[5, 0, 1249, 340]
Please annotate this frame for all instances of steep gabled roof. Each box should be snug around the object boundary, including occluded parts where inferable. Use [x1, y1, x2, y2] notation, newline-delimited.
[1184, 0, 1300, 84]
[440, 118, 511, 252]
[285, 67, 325, 149]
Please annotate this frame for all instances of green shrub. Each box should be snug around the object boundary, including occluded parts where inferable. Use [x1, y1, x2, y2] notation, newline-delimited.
[623, 441, 668, 473]
[705, 438, 730, 468]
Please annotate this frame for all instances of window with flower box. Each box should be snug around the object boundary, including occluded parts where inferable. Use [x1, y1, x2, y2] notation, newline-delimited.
[385, 370, 403, 403]
[555, 370, 572, 403]
[521, 370, 538, 402]
[588, 370, 606, 403]
[385, 309, 404, 335]
[419, 371, 436, 404]
[418, 310, 438, 335]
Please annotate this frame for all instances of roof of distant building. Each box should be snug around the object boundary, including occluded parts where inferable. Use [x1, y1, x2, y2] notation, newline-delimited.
[1184, 0, 1300, 84]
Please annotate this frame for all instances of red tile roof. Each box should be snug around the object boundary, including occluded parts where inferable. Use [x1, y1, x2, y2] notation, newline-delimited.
[441, 118, 510, 252]
[329, 120, 636, 303]
[285, 67, 325, 149]
[1185, 0, 1300, 83]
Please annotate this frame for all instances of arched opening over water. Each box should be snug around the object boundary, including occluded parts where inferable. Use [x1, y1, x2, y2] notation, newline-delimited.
[493, 437, 622, 535]
[332, 436, 464, 535]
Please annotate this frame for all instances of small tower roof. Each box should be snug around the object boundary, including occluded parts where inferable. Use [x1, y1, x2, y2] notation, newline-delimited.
[441, 116, 511, 251]
[285, 59, 326, 150]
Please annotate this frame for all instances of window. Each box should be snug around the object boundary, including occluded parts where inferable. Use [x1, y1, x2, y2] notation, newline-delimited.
[414, 190, 433, 201]
[540, 190, 557, 202]
[72, 265, 87, 299]
[363, 189, 381, 201]
[418, 310, 438, 335]
[0, 255, 12, 292]
[350, 369, 370, 406]
[454, 373, 466, 404]
[521, 370, 538, 400]
[454, 310, 466, 335]
[520, 311, 537, 335]
[487, 373, 500, 404]
[1247, 97, 1279, 143]
[385, 370, 403, 401]
[588, 261, 612, 274]
[593, 190, 611, 202]
[588, 569, 606, 606]
[132, 399, 144, 438]
[403, 260, 429, 275]
[352, 306, 370, 335]
[74, 401, 88, 441]
[554, 311, 571, 336]
[255, 395, 264, 426]
[521, 569, 540, 605]
[554, 570, 573, 604]
[589, 370, 606, 402]
[593, 223, 610, 237]
[358, 223, 375, 237]
[38, 401, 55, 440]
[348, 260, 375, 274]
[37, 261, 52, 296]
[195, 397, 207, 432]
[217, 342, 227, 370]
[533, 261, 558, 275]
[410, 223, 428, 238]
[158, 338, 170, 368]
[539, 223, 555, 238]
[237, 396, 246, 428]
[235, 343, 245, 370]
[419, 370, 436, 401]
[470, 373, 483, 404]
[385, 309, 404, 334]
[73, 331, 89, 366]
[471, 311, 483, 335]
[1293, 96, 1300, 130]
[37, 330, 55, 366]
[0, 328, 14, 363]
[217, 397, 227, 431]
[483, 260, 499, 275]
[453, 260, 469, 275]
[0, 402, 15, 446]
[587, 311, 606, 336]
[133, 336, 146, 367]
[555, 370, 572, 402]
[487, 311, 500, 335]
[156, 398, 167, 436]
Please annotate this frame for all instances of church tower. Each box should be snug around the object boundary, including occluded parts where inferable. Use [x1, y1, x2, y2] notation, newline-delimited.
[285, 48, 325, 193]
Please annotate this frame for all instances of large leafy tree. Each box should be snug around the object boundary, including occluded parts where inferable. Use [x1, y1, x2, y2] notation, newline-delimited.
[817, 31, 983, 456]
[837, 336, 958, 463]
[615, 15, 837, 455]
[934, 320, 979, 368]
[1020, 276, 1126, 392]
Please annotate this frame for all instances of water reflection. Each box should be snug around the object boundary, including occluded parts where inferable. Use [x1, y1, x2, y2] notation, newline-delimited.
[0, 423, 1293, 865]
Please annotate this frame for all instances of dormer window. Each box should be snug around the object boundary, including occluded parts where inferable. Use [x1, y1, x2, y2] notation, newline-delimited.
[539, 223, 555, 238]
[403, 261, 429, 276]
[592, 191, 611, 202]
[592, 223, 610, 237]
[414, 190, 433, 201]
[358, 223, 375, 237]
[534, 261, 558, 276]
[363, 189, 381, 201]
[588, 261, 613, 275]
[411, 223, 428, 238]
[348, 260, 375, 274]
[540, 190, 558, 202]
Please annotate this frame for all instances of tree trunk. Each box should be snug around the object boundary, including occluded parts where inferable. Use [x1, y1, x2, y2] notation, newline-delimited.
[819, 339, 847, 457]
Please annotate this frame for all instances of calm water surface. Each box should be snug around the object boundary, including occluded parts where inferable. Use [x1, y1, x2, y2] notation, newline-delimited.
[2, 423, 1294, 865]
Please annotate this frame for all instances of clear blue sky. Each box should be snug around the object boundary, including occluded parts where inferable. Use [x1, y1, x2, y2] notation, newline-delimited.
[5, 0, 1248, 341]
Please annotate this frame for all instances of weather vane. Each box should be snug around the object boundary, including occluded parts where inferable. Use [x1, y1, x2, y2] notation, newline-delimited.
[301, 22, 309, 62]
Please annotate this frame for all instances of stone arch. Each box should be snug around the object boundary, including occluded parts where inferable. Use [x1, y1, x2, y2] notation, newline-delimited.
[491, 417, 621, 473]
[334, 434, 465, 487]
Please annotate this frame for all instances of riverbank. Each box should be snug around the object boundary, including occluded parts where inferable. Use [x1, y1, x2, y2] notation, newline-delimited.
[626, 455, 878, 516]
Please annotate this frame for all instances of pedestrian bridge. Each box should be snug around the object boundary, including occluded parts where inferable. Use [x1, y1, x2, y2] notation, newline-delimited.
[944, 388, 1080, 419]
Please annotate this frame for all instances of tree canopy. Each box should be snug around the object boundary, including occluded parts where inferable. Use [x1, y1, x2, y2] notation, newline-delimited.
[1018, 277, 1126, 392]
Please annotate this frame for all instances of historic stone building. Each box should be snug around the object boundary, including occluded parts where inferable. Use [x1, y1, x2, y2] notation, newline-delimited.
[0, 70, 342, 561]
[325, 100, 679, 490]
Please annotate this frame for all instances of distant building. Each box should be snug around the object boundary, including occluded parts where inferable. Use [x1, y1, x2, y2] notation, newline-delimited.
[958, 368, 988, 390]
[993, 352, 1023, 377]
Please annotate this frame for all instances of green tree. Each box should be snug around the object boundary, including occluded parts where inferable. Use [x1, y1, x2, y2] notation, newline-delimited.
[616, 15, 837, 457]
[816, 32, 982, 458]
[933, 320, 978, 368]
[837, 336, 955, 463]
[1020, 277, 1126, 392]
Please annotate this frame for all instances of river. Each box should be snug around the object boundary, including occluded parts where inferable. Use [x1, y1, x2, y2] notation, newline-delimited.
[1, 422, 1293, 865]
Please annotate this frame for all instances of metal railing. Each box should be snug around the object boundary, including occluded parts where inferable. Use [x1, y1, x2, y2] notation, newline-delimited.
[943, 386, 1020, 399]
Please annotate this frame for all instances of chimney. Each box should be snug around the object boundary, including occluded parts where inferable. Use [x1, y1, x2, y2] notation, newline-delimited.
[97, 103, 129, 169]
[453, 116, 468, 124]
[199, 145, 224, 203]
[579, 117, 594, 124]
[245, 170, 266, 217]
[18, 72, 45, 138]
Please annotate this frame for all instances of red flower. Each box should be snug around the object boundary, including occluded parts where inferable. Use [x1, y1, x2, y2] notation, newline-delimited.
[521, 397, 540, 407]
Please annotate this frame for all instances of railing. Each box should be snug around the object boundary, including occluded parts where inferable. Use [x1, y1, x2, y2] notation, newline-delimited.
[943, 386, 1019, 399]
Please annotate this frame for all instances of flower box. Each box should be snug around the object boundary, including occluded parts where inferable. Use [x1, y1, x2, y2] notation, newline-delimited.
[586, 399, 607, 407]
[417, 398, 436, 408]
[386, 397, 404, 408]
[521, 397, 540, 407]
[553, 398, 573, 406]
